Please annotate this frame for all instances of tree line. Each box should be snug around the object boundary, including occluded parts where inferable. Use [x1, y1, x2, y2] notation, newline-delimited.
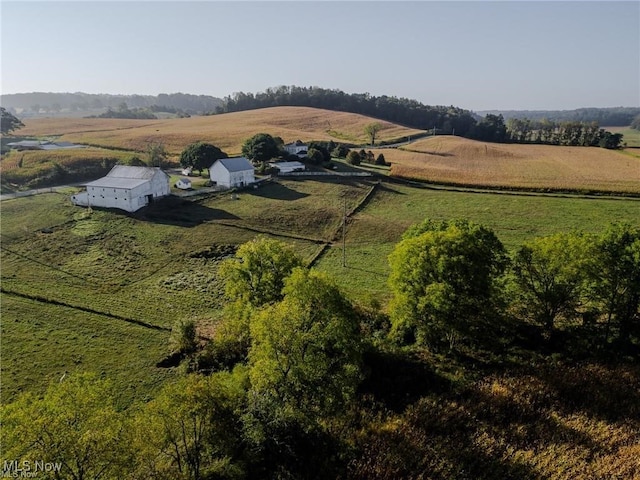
[215, 85, 478, 136]
[3, 221, 638, 479]
[480, 106, 640, 127]
[470, 114, 625, 148]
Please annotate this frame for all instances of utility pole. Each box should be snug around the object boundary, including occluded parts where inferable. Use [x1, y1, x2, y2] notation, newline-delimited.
[342, 198, 347, 267]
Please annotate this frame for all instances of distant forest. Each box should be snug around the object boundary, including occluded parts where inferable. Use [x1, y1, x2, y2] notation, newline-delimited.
[1, 92, 223, 116]
[478, 107, 640, 127]
[216, 85, 479, 136]
[216, 86, 631, 148]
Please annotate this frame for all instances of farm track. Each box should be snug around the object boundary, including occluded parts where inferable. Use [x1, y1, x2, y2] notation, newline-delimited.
[0, 287, 171, 332]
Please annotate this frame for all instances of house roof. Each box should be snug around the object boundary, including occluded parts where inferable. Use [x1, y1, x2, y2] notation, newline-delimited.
[216, 157, 254, 172]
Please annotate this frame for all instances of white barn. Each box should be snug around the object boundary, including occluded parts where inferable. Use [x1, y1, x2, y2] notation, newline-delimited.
[210, 157, 255, 189]
[71, 166, 170, 212]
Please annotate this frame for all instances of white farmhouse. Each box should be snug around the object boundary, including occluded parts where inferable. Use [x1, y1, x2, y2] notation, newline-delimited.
[210, 157, 255, 189]
[71, 165, 170, 212]
[284, 140, 308, 157]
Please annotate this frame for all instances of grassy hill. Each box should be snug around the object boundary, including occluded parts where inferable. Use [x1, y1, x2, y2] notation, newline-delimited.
[12, 107, 640, 196]
[16, 106, 426, 156]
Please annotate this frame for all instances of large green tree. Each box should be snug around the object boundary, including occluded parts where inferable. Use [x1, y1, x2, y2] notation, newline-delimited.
[1, 373, 127, 479]
[179, 142, 228, 174]
[244, 268, 362, 477]
[590, 223, 640, 345]
[1, 107, 24, 134]
[512, 232, 593, 335]
[218, 236, 303, 308]
[131, 372, 246, 480]
[388, 219, 508, 347]
[241, 133, 281, 165]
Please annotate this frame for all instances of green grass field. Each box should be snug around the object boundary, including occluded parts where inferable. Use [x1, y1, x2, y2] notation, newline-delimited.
[3, 180, 640, 403]
[604, 126, 640, 147]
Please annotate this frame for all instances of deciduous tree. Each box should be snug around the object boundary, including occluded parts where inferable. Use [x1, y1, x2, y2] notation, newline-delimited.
[1, 107, 24, 134]
[241, 133, 281, 165]
[179, 141, 228, 174]
[245, 268, 362, 440]
[218, 236, 303, 307]
[388, 220, 507, 347]
[1, 373, 127, 479]
[364, 122, 382, 145]
[512, 233, 593, 335]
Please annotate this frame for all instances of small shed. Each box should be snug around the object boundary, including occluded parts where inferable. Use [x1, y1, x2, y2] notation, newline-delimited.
[71, 165, 170, 212]
[271, 161, 306, 174]
[210, 157, 255, 189]
[175, 178, 192, 190]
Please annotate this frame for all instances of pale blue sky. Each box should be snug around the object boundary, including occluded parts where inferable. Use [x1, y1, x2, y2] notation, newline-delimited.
[1, 1, 638, 111]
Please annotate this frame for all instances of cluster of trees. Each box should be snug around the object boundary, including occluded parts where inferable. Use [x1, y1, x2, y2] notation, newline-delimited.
[470, 114, 625, 148]
[389, 220, 640, 351]
[3, 224, 638, 478]
[91, 102, 158, 119]
[216, 85, 478, 136]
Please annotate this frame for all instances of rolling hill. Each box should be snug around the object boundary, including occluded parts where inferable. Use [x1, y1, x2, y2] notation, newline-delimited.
[9, 107, 640, 194]
[16, 107, 425, 156]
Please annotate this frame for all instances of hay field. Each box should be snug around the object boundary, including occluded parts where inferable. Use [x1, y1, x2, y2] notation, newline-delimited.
[18, 107, 425, 156]
[380, 136, 640, 193]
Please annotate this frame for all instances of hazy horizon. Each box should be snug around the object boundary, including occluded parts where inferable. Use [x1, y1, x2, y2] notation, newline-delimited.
[2, 1, 638, 112]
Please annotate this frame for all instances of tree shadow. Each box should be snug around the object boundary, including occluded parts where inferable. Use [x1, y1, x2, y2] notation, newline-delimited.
[248, 182, 309, 201]
[359, 349, 453, 413]
[134, 196, 240, 227]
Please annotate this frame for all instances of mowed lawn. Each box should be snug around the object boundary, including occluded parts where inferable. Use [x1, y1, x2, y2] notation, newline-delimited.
[17, 107, 426, 156]
[376, 136, 640, 194]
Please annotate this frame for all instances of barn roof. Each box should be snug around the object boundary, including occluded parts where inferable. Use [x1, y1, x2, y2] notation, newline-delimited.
[216, 157, 254, 172]
[85, 177, 149, 189]
[85, 166, 167, 189]
[106, 165, 163, 179]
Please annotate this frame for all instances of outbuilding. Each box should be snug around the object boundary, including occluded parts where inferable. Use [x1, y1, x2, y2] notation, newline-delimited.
[71, 165, 170, 212]
[175, 178, 192, 190]
[210, 157, 255, 189]
[270, 161, 306, 174]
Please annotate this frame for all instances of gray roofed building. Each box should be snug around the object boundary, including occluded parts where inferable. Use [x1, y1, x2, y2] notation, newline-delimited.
[217, 157, 254, 172]
[210, 157, 255, 189]
[71, 166, 170, 212]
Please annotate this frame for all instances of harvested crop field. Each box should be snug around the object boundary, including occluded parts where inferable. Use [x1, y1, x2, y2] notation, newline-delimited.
[18, 107, 425, 156]
[379, 136, 640, 193]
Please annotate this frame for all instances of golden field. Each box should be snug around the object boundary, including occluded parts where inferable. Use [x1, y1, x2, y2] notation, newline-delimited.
[12, 108, 640, 193]
[378, 136, 640, 193]
[17, 107, 424, 156]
